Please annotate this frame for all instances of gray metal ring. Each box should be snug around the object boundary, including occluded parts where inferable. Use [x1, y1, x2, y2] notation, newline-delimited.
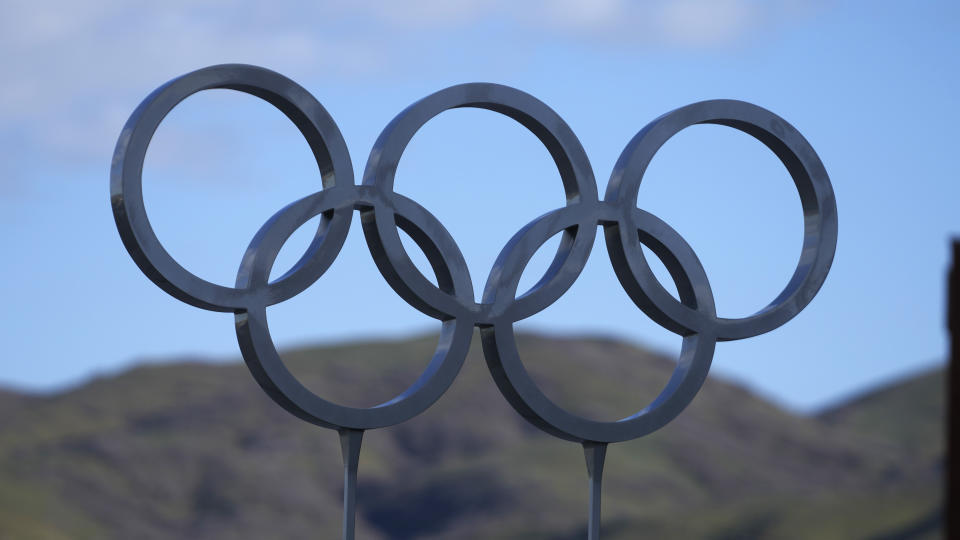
[235, 187, 475, 429]
[481, 207, 718, 443]
[360, 82, 599, 324]
[605, 99, 838, 342]
[111, 64, 354, 312]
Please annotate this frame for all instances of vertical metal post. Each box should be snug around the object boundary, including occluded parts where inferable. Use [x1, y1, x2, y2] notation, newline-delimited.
[948, 241, 959, 539]
[583, 441, 608, 540]
[339, 429, 364, 540]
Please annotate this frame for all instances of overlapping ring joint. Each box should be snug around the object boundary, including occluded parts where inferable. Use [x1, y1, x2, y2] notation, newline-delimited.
[112, 64, 837, 444]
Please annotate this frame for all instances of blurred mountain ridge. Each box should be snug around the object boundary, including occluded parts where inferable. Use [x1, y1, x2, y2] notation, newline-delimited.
[0, 333, 943, 539]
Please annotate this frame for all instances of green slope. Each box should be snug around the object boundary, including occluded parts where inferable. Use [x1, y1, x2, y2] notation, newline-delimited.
[0, 334, 943, 539]
[819, 366, 945, 460]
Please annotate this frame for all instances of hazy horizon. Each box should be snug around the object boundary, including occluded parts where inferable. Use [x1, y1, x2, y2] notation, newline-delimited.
[1, 329, 945, 416]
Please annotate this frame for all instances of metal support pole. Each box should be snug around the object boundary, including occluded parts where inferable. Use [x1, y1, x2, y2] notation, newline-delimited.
[583, 441, 608, 540]
[339, 429, 364, 540]
[947, 241, 959, 539]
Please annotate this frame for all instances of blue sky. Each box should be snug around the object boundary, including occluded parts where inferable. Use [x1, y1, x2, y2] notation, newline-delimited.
[1, 0, 957, 411]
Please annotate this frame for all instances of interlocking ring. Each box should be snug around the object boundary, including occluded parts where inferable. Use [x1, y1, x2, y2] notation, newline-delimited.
[112, 64, 837, 444]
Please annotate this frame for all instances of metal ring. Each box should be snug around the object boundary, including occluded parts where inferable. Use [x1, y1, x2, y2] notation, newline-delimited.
[110, 64, 354, 312]
[604, 99, 838, 341]
[481, 208, 718, 443]
[360, 83, 599, 323]
[235, 188, 474, 429]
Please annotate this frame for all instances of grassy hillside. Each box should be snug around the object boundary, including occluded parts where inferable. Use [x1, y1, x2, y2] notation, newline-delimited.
[0, 334, 943, 539]
[819, 366, 944, 461]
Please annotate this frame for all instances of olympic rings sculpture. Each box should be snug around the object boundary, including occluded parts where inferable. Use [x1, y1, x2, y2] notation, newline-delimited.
[112, 64, 836, 537]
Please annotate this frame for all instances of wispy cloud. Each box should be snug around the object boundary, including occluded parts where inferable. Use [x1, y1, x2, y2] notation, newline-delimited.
[0, 0, 822, 190]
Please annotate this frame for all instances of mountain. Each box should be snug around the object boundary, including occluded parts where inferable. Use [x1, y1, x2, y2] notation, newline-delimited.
[819, 366, 944, 461]
[0, 334, 943, 539]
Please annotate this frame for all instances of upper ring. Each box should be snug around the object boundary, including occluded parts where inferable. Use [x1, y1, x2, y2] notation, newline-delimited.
[605, 99, 838, 341]
[360, 83, 600, 324]
[110, 64, 354, 312]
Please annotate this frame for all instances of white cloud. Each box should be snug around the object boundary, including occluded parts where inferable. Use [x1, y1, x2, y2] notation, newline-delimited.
[527, 0, 628, 29]
[658, 0, 758, 46]
[0, 0, 824, 191]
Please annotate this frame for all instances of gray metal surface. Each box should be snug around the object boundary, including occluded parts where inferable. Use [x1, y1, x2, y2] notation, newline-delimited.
[111, 63, 837, 539]
[948, 240, 958, 539]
